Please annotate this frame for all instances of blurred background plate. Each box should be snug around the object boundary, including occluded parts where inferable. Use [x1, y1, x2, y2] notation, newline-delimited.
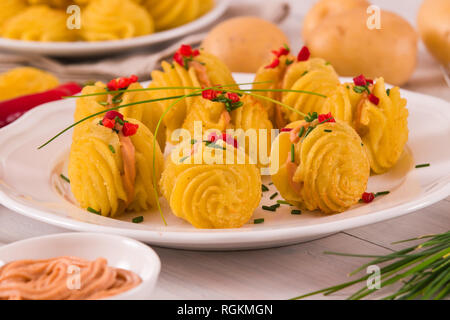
[0, 0, 229, 58]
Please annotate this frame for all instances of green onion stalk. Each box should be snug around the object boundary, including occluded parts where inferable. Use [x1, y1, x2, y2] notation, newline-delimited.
[292, 231, 450, 300]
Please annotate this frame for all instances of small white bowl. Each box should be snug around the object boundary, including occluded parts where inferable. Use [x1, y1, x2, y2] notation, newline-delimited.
[0, 233, 160, 300]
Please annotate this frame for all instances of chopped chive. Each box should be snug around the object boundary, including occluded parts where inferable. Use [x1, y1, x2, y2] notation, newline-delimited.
[298, 126, 305, 138]
[324, 129, 332, 133]
[132, 216, 144, 224]
[262, 184, 269, 192]
[262, 204, 280, 212]
[286, 59, 294, 66]
[269, 182, 274, 186]
[270, 192, 279, 200]
[304, 126, 315, 138]
[98, 101, 109, 106]
[386, 88, 391, 96]
[179, 155, 190, 163]
[277, 200, 292, 205]
[415, 163, 430, 169]
[190, 139, 197, 144]
[108, 144, 115, 154]
[254, 218, 265, 224]
[325, 61, 331, 65]
[301, 71, 308, 77]
[291, 210, 302, 215]
[114, 116, 124, 125]
[283, 43, 290, 51]
[87, 207, 101, 215]
[60, 174, 70, 183]
[375, 191, 390, 197]
[291, 144, 295, 163]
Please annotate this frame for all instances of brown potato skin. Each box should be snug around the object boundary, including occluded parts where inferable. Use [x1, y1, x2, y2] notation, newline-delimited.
[306, 8, 418, 86]
[418, 0, 450, 65]
[201, 16, 290, 73]
[302, 0, 369, 42]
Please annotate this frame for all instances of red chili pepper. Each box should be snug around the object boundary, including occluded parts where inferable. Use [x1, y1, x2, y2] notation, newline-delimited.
[122, 122, 139, 137]
[368, 94, 380, 105]
[297, 46, 311, 62]
[0, 82, 82, 128]
[361, 192, 375, 203]
[102, 118, 115, 129]
[265, 58, 280, 69]
[353, 74, 368, 86]
[318, 112, 336, 123]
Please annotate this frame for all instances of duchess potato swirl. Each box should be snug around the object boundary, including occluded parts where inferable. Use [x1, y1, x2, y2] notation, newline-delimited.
[160, 141, 261, 229]
[271, 120, 370, 214]
[81, 0, 154, 41]
[69, 117, 164, 217]
[253, 56, 340, 126]
[150, 51, 236, 143]
[73, 82, 166, 150]
[1, 6, 78, 41]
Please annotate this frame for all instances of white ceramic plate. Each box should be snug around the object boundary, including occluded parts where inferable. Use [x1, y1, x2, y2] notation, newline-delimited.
[0, 74, 449, 250]
[0, 232, 161, 300]
[0, 0, 229, 57]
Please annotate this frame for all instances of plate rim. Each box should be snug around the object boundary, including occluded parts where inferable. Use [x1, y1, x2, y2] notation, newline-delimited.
[0, 0, 229, 56]
[0, 76, 449, 249]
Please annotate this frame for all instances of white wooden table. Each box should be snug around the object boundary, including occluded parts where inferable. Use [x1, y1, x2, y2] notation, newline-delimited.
[0, 0, 449, 300]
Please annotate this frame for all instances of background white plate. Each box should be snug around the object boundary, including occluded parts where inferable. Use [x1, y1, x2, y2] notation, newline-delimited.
[0, 0, 229, 57]
[0, 74, 449, 250]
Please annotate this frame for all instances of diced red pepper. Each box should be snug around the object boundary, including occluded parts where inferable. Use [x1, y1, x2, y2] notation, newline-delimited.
[104, 110, 124, 121]
[272, 46, 290, 58]
[280, 128, 293, 132]
[102, 118, 115, 129]
[297, 46, 311, 62]
[368, 94, 380, 105]
[122, 122, 139, 136]
[265, 58, 280, 69]
[202, 89, 219, 100]
[226, 92, 240, 103]
[222, 133, 238, 148]
[353, 74, 367, 86]
[361, 192, 375, 203]
[318, 112, 336, 123]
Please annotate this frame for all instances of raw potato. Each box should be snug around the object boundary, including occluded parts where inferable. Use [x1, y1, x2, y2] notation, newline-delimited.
[306, 8, 418, 86]
[418, 0, 450, 65]
[302, 0, 369, 42]
[201, 17, 290, 73]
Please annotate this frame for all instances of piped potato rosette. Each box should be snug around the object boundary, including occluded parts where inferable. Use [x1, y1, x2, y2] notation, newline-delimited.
[150, 45, 236, 143]
[253, 45, 339, 127]
[319, 76, 409, 174]
[182, 92, 273, 167]
[160, 139, 261, 229]
[69, 111, 164, 217]
[81, 0, 154, 41]
[73, 76, 166, 150]
[144, 0, 214, 31]
[270, 114, 370, 214]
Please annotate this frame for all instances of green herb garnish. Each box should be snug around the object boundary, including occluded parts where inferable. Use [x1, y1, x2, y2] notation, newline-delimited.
[254, 218, 265, 224]
[298, 126, 305, 138]
[324, 129, 332, 133]
[415, 163, 430, 169]
[270, 192, 279, 200]
[108, 145, 115, 154]
[286, 59, 294, 66]
[132, 216, 144, 224]
[304, 112, 318, 123]
[291, 210, 302, 215]
[262, 204, 280, 212]
[304, 126, 315, 138]
[291, 144, 295, 163]
[386, 88, 391, 96]
[87, 207, 101, 215]
[60, 174, 70, 183]
[375, 191, 390, 197]
[262, 184, 269, 192]
[277, 200, 292, 205]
